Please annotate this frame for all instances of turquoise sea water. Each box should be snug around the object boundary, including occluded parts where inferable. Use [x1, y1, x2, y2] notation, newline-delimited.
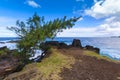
[0, 37, 120, 60]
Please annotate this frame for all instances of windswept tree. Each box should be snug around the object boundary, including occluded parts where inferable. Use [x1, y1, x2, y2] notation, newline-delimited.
[8, 13, 80, 62]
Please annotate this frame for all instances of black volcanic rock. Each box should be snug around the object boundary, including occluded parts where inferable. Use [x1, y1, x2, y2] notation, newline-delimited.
[94, 47, 100, 54]
[72, 39, 82, 48]
[85, 45, 94, 50]
[45, 41, 59, 46]
[59, 42, 68, 48]
[85, 45, 100, 54]
[0, 46, 7, 51]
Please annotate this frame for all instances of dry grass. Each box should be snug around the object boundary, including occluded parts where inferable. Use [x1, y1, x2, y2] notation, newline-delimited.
[35, 48, 75, 80]
[5, 48, 75, 80]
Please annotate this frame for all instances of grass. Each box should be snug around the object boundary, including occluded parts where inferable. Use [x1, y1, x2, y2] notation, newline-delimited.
[5, 48, 75, 80]
[0, 50, 5, 55]
[83, 50, 120, 63]
[35, 48, 75, 80]
[0, 48, 9, 56]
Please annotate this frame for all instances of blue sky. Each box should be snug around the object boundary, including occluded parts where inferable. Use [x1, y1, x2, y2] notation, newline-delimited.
[0, 0, 120, 37]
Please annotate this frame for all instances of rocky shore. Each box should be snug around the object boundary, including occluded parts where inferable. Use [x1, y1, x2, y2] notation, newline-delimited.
[0, 39, 120, 80]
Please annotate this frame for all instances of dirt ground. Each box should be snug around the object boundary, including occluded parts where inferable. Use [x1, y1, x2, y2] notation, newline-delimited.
[58, 47, 120, 80]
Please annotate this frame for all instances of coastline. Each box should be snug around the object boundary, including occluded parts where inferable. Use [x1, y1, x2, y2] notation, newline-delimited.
[1, 37, 120, 60]
[4, 46, 120, 80]
[0, 39, 120, 79]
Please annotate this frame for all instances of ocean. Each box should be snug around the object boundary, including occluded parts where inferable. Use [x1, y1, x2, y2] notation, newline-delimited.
[0, 37, 120, 60]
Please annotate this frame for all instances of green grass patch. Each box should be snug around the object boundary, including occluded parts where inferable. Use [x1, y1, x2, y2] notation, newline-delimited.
[36, 48, 75, 80]
[84, 50, 120, 63]
[0, 50, 5, 55]
[5, 48, 75, 80]
[0, 48, 9, 56]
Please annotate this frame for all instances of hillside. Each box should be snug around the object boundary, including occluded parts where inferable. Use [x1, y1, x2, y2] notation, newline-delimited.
[4, 47, 120, 80]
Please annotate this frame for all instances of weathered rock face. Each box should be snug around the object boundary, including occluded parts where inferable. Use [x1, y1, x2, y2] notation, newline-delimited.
[45, 41, 59, 46]
[59, 42, 68, 48]
[72, 39, 82, 48]
[0, 55, 20, 79]
[94, 47, 100, 54]
[42, 41, 69, 49]
[84, 45, 100, 54]
[85, 45, 94, 50]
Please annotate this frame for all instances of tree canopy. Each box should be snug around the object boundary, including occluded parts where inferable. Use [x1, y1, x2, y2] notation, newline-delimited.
[8, 13, 80, 61]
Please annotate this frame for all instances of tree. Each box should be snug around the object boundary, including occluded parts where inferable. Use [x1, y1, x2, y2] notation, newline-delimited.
[8, 13, 80, 62]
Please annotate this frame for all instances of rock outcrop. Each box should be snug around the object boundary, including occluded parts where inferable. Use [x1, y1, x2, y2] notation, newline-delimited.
[0, 47, 21, 79]
[45, 41, 59, 46]
[0, 46, 7, 51]
[41, 41, 69, 49]
[0, 55, 20, 79]
[84, 45, 100, 54]
[72, 39, 82, 48]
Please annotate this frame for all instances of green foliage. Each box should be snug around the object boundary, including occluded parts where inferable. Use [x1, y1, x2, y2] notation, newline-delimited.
[0, 48, 9, 56]
[8, 13, 80, 61]
[0, 50, 5, 55]
[4, 48, 75, 80]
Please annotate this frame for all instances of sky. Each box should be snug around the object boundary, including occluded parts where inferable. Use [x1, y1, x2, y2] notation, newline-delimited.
[0, 0, 120, 37]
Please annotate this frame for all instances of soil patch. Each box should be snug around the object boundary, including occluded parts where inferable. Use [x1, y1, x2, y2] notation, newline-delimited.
[59, 47, 120, 80]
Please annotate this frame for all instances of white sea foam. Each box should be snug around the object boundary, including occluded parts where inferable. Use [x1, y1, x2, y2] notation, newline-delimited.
[100, 50, 120, 60]
[0, 42, 42, 59]
[29, 50, 43, 60]
[0, 42, 17, 50]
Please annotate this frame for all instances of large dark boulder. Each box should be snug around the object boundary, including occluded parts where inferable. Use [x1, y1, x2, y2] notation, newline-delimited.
[45, 41, 59, 46]
[59, 42, 68, 48]
[94, 47, 100, 54]
[72, 39, 82, 48]
[85, 45, 100, 54]
[40, 41, 69, 50]
[85, 45, 94, 50]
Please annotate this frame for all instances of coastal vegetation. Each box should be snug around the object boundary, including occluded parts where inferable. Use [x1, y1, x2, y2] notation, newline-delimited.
[0, 13, 120, 80]
[8, 13, 80, 62]
[4, 47, 120, 80]
[4, 48, 75, 80]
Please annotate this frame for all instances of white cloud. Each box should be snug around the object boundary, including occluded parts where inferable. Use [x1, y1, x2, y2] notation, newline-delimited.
[57, 21, 120, 37]
[0, 16, 18, 37]
[78, 0, 120, 37]
[0, 16, 17, 27]
[0, 27, 17, 37]
[85, 0, 120, 19]
[94, 16, 120, 36]
[57, 14, 120, 37]
[57, 27, 101, 37]
[26, 0, 40, 8]
[0, 17, 15, 24]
